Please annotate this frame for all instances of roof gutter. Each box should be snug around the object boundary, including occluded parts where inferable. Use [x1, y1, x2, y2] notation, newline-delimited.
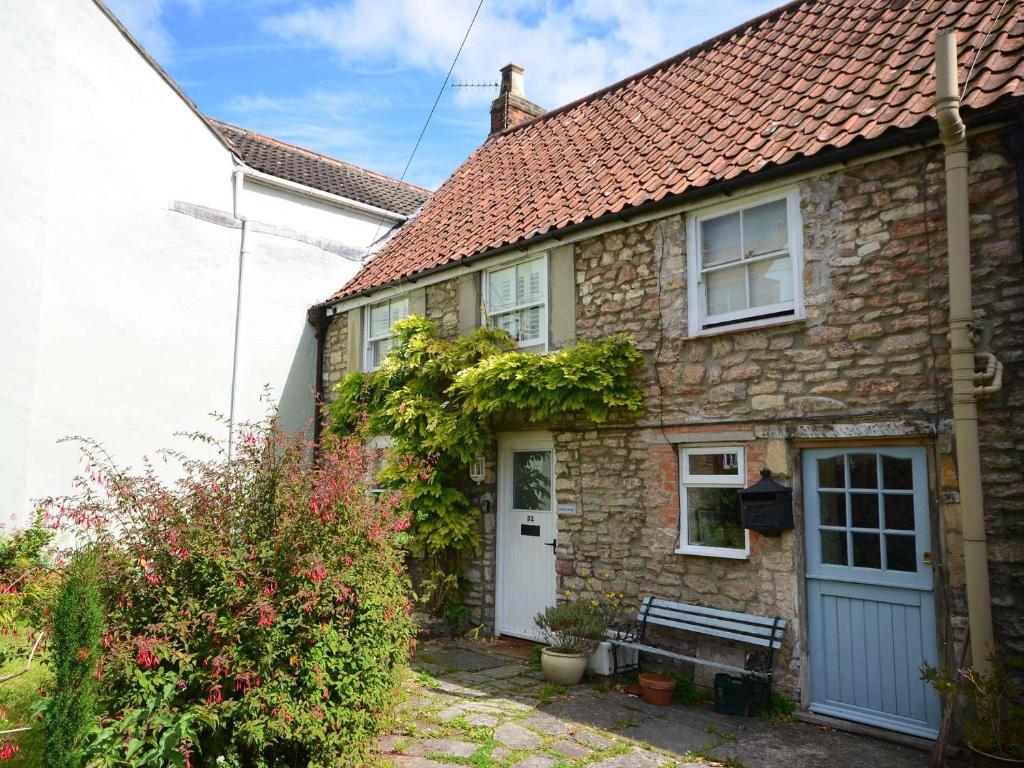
[236, 165, 409, 223]
[323, 100, 1022, 310]
[936, 30, 999, 674]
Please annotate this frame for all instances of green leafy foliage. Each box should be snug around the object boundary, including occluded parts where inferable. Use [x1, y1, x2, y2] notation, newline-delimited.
[43, 420, 415, 767]
[43, 551, 103, 768]
[0, 515, 57, 663]
[329, 316, 644, 611]
[534, 599, 618, 654]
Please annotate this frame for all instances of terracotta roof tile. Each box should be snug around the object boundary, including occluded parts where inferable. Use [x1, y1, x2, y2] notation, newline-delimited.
[330, 0, 1024, 301]
[209, 119, 431, 217]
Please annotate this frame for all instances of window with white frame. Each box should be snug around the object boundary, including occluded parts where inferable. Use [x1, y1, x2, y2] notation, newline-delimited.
[363, 296, 410, 370]
[483, 255, 547, 351]
[678, 446, 749, 558]
[688, 191, 803, 333]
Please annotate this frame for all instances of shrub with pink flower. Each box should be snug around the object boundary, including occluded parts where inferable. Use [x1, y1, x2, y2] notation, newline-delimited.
[45, 418, 414, 767]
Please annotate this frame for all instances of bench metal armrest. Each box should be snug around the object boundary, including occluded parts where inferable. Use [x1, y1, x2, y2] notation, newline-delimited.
[608, 621, 643, 644]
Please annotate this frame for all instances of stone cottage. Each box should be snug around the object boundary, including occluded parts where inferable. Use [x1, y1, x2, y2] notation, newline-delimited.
[309, 0, 1024, 742]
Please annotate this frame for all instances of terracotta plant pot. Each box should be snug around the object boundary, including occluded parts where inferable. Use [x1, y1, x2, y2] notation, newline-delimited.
[638, 672, 677, 706]
[540, 647, 589, 686]
[969, 744, 1024, 768]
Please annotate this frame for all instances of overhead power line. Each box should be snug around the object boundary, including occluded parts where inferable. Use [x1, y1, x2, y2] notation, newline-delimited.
[366, 0, 487, 253]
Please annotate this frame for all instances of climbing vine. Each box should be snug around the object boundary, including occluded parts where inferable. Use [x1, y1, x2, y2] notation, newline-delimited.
[328, 315, 645, 612]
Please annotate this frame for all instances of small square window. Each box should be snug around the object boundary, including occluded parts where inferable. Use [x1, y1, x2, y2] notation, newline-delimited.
[687, 191, 804, 334]
[678, 446, 749, 559]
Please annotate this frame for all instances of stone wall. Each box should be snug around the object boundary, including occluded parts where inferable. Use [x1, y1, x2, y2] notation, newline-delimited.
[425, 277, 460, 339]
[322, 310, 348, 400]
[563, 129, 1024, 682]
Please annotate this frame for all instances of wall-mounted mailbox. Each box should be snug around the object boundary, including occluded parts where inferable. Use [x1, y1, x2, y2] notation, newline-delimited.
[739, 469, 794, 536]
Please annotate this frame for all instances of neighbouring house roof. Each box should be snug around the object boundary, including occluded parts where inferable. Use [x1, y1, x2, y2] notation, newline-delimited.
[91, 0, 429, 220]
[210, 119, 432, 217]
[329, 0, 1024, 302]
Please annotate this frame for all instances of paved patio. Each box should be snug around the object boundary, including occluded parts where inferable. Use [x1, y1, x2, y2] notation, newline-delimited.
[379, 640, 931, 768]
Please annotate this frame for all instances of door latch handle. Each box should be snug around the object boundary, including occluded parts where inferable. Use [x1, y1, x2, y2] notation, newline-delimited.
[545, 538, 557, 553]
[922, 551, 932, 565]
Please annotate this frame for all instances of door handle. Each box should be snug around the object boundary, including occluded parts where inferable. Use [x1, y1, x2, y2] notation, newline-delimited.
[545, 538, 557, 553]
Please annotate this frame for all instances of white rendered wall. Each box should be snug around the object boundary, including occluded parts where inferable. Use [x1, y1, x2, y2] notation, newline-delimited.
[0, 0, 362, 526]
[242, 180, 392, 252]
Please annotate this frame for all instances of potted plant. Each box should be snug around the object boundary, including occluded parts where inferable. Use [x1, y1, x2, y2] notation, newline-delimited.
[535, 600, 611, 685]
[923, 657, 1024, 766]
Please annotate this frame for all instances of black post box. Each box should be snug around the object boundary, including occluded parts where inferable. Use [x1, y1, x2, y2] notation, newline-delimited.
[739, 469, 794, 535]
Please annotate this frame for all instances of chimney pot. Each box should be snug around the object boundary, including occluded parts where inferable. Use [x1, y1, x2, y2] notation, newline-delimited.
[500, 63, 525, 98]
[489, 63, 544, 136]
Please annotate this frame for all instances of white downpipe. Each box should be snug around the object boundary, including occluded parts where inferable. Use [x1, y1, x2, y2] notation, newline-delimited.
[228, 166, 247, 460]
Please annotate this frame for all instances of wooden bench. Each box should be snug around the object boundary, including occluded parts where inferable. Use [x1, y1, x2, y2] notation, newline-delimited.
[608, 596, 786, 713]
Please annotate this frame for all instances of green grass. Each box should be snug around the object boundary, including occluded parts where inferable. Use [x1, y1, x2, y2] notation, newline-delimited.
[536, 683, 567, 706]
[0, 634, 48, 767]
[757, 691, 796, 723]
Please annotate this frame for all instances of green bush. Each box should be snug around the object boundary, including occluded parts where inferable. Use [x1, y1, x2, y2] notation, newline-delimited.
[534, 599, 617, 654]
[0, 514, 57, 659]
[46, 420, 415, 767]
[44, 551, 102, 768]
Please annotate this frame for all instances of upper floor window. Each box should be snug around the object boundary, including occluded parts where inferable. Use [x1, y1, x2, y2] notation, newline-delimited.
[364, 295, 409, 370]
[483, 255, 547, 351]
[678, 446, 749, 559]
[687, 191, 803, 334]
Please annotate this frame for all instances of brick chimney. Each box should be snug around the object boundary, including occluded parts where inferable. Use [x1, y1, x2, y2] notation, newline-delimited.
[489, 63, 545, 135]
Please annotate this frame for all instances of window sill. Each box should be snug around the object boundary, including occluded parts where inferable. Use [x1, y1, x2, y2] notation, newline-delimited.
[675, 546, 750, 560]
[688, 314, 805, 340]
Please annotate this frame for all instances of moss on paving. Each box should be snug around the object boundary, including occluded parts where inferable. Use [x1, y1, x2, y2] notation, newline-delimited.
[385, 641, 721, 768]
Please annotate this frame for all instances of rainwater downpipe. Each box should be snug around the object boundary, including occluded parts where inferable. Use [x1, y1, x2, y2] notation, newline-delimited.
[227, 165, 248, 460]
[935, 30, 994, 673]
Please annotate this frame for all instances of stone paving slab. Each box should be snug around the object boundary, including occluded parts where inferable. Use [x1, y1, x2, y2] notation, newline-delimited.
[382, 639, 930, 768]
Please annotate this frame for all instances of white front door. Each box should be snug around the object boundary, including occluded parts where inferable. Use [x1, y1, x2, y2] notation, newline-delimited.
[496, 432, 558, 640]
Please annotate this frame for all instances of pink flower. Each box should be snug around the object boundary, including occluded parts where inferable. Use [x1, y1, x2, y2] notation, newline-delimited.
[257, 605, 276, 628]
[135, 647, 159, 670]
[0, 740, 21, 760]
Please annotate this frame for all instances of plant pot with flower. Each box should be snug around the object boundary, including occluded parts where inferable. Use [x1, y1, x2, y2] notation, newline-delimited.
[535, 599, 615, 686]
[923, 655, 1024, 767]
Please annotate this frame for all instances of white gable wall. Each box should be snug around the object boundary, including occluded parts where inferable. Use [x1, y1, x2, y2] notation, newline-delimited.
[0, 0, 363, 525]
[241, 179, 393, 250]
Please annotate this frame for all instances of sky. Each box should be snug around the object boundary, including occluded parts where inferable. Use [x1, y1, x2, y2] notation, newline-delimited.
[105, 0, 784, 191]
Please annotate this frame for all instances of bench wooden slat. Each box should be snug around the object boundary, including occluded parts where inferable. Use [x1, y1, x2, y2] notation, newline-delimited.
[642, 597, 786, 629]
[642, 606, 783, 639]
[608, 640, 771, 678]
[639, 613, 782, 649]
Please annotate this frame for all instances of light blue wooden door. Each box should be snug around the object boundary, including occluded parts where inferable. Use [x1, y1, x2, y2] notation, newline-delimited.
[804, 447, 941, 739]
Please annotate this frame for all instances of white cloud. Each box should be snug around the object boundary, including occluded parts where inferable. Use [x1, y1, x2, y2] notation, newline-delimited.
[104, 0, 204, 63]
[262, 0, 784, 111]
